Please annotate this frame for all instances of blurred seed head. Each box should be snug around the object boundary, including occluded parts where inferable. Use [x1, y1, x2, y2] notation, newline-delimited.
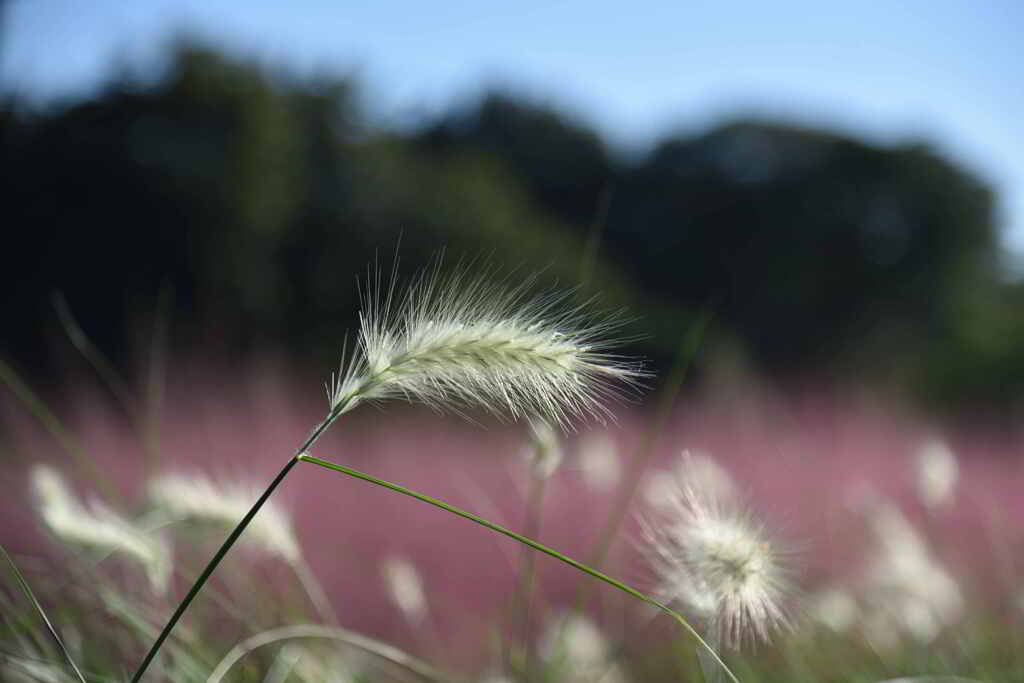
[522, 418, 564, 479]
[30, 464, 171, 595]
[148, 471, 301, 563]
[643, 449, 737, 509]
[809, 588, 859, 632]
[577, 432, 621, 492]
[861, 501, 963, 644]
[914, 437, 958, 510]
[4, 655, 79, 683]
[643, 482, 792, 649]
[539, 612, 628, 683]
[281, 644, 357, 683]
[381, 555, 427, 624]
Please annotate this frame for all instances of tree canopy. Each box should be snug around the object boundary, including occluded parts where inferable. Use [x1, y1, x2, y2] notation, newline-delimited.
[2, 41, 1016, 411]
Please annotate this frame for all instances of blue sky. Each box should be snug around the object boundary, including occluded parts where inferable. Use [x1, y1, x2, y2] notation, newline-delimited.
[5, 0, 1023, 264]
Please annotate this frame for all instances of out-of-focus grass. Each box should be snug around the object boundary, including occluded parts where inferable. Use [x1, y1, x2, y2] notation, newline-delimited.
[2, 361, 1022, 682]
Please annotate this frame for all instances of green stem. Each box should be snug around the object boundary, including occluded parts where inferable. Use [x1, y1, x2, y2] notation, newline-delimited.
[0, 358, 116, 501]
[297, 453, 740, 683]
[129, 406, 347, 682]
[518, 469, 548, 678]
[1, 544, 87, 683]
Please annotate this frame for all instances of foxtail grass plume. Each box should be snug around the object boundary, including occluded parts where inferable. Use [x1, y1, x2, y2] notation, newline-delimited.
[914, 437, 958, 510]
[644, 449, 737, 509]
[577, 432, 621, 492]
[381, 555, 427, 624]
[809, 588, 859, 633]
[643, 482, 791, 649]
[325, 266, 643, 428]
[148, 472, 301, 563]
[861, 501, 962, 644]
[523, 418, 564, 479]
[30, 464, 171, 594]
[539, 612, 629, 683]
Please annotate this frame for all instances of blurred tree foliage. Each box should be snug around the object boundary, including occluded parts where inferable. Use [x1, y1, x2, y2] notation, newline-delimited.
[0, 41, 1017, 410]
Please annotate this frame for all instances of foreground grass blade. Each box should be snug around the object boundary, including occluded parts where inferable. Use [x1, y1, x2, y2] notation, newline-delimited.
[53, 292, 138, 422]
[129, 408, 345, 682]
[0, 543, 87, 683]
[297, 452, 740, 683]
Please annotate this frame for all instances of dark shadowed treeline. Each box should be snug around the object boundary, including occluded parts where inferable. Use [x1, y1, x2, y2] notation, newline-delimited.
[2, 41, 1019, 411]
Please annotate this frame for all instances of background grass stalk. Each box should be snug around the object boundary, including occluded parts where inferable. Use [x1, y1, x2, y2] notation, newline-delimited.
[297, 452, 740, 683]
[544, 310, 713, 659]
[0, 358, 116, 500]
[587, 308, 713, 568]
[1, 543, 87, 683]
[517, 466, 548, 679]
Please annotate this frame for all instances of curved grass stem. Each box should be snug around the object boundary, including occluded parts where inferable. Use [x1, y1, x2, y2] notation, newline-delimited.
[207, 623, 447, 683]
[297, 453, 739, 683]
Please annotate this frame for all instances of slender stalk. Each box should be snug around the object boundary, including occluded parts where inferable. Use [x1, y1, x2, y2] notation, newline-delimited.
[297, 453, 740, 683]
[207, 623, 447, 683]
[0, 544, 87, 683]
[291, 557, 339, 626]
[0, 358, 116, 500]
[551, 310, 714, 657]
[588, 308, 713, 568]
[129, 405, 348, 683]
[697, 632, 725, 683]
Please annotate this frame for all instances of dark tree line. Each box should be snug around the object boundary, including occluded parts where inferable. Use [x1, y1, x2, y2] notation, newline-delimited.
[2, 41, 1017, 410]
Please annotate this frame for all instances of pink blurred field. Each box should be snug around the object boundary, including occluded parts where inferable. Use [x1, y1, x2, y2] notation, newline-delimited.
[3, 361, 1024, 666]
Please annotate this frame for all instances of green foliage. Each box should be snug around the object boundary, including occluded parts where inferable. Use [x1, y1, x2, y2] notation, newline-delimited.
[0, 39, 1015, 408]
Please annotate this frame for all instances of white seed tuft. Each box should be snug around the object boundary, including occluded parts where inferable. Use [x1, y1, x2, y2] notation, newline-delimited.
[522, 418, 564, 479]
[643, 449, 737, 509]
[809, 588, 859, 632]
[642, 482, 791, 649]
[577, 432, 621, 492]
[914, 437, 958, 510]
[860, 501, 962, 644]
[381, 555, 427, 624]
[148, 472, 301, 563]
[539, 612, 629, 683]
[325, 266, 643, 428]
[30, 464, 171, 594]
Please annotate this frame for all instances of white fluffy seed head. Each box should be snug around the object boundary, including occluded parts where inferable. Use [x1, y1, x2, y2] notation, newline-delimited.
[914, 437, 958, 510]
[861, 501, 963, 643]
[148, 472, 301, 563]
[381, 555, 428, 624]
[539, 612, 629, 683]
[577, 432, 621, 492]
[522, 418, 564, 479]
[30, 464, 171, 594]
[642, 484, 792, 649]
[644, 449, 738, 509]
[809, 588, 859, 632]
[326, 265, 644, 428]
